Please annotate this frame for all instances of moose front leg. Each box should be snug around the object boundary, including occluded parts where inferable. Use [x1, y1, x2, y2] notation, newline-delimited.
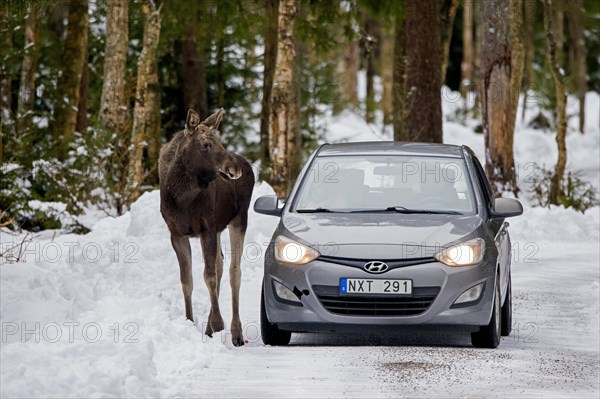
[228, 218, 247, 346]
[170, 235, 194, 322]
[200, 231, 224, 337]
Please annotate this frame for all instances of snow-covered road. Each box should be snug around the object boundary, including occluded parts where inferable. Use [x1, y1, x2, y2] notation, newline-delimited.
[177, 223, 600, 398]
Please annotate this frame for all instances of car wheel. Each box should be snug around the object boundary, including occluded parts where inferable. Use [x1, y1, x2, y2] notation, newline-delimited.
[471, 276, 501, 348]
[501, 272, 512, 336]
[261, 284, 291, 346]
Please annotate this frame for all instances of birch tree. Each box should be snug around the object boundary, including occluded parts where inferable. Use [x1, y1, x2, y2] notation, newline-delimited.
[128, 0, 161, 202]
[17, 4, 40, 142]
[269, 0, 300, 199]
[100, 0, 129, 134]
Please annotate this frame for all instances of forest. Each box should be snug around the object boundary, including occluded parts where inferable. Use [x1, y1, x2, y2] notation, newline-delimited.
[0, 0, 599, 232]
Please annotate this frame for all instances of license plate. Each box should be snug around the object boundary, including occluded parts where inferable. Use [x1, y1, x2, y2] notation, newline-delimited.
[339, 278, 412, 295]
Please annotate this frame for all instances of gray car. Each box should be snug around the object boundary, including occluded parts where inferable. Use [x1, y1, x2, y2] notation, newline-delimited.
[254, 142, 523, 348]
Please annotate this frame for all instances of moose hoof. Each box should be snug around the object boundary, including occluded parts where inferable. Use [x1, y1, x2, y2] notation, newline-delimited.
[231, 320, 244, 346]
[205, 314, 224, 337]
[232, 336, 245, 347]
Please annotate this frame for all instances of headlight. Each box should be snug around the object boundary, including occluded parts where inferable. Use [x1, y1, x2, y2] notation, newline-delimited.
[274, 235, 320, 265]
[434, 238, 485, 266]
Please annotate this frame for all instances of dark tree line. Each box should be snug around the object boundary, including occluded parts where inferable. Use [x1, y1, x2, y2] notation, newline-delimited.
[0, 0, 598, 229]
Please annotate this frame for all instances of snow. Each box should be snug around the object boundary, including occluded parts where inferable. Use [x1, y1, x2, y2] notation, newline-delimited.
[1, 89, 599, 397]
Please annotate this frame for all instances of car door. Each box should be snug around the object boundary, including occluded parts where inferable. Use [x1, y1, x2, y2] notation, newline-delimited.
[471, 155, 510, 299]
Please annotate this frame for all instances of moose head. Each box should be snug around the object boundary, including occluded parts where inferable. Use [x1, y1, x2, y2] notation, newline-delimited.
[183, 108, 242, 185]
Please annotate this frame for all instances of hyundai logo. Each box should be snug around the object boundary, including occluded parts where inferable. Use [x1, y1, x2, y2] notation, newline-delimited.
[364, 261, 389, 274]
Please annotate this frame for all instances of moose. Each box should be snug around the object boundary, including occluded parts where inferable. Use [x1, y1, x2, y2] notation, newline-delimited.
[159, 108, 254, 346]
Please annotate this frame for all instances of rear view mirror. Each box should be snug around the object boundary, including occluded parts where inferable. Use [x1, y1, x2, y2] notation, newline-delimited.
[490, 198, 523, 218]
[254, 195, 283, 217]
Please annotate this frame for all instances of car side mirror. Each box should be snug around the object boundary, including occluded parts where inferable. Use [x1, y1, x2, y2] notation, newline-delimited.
[490, 198, 523, 218]
[254, 195, 283, 217]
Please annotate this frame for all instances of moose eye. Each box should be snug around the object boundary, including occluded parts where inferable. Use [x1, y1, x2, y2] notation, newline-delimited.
[202, 143, 211, 151]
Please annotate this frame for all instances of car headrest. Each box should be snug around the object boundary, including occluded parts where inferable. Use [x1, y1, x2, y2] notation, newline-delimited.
[338, 168, 365, 185]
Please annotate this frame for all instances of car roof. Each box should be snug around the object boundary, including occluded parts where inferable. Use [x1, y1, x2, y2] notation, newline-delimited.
[317, 141, 465, 158]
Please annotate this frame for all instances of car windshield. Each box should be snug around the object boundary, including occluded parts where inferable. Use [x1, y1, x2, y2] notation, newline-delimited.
[294, 155, 475, 214]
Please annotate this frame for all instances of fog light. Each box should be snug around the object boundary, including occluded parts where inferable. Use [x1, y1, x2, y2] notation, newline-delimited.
[273, 280, 301, 304]
[453, 283, 484, 305]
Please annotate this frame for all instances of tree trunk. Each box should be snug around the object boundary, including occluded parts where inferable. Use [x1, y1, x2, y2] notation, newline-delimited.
[128, 0, 161, 202]
[544, 0, 567, 205]
[509, 0, 524, 131]
[392, 6, 406, 141]
[259, 0, 279, 179]
[17, 4, 40, 144]
[335, 40, 359, 113]
[75, 45, 89, 135]
[269, 0, 299, 199]
[51, 0, 89, 159]
[145, 58, 161, 185]
[553, 1, 564, 68]
[364, 15, 377, 123]
[460, 0, 474, 100]
[182, 21, 207, 118]
[0, 9, 12, 164]
[472, 0, 482, 115]
[48, 4, 67, 39]
[566, 0, 586, 133]
[100, 0, 128, 134]
[380, 24, 394, 125]
[480, 0, 520, 196]
[440, 0, 459, 84]
[521, 0, 536, 120]
[405, 0, 442, 143]
[216, 37, 225, 109]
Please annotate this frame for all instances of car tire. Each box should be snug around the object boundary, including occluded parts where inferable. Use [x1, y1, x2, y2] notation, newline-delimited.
[261, 284, 291, 346]
[501, 272, 512, 336]
[471, 276, 501, 348]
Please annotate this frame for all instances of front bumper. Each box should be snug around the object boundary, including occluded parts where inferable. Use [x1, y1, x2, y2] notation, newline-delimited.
[264, 253, 496, 332]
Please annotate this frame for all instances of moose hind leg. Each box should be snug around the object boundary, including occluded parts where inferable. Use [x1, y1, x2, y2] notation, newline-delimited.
[171, 235, 194, 322]
[215, 232, 224, 297]
[201, 231, 225, 337]
[229, 219, 247, 346]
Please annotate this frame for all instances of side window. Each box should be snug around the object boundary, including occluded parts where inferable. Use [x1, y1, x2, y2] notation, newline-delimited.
[471, 155, 494, 210]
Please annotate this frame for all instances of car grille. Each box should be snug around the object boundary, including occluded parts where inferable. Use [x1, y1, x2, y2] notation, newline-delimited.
[312, 285, 440, 317]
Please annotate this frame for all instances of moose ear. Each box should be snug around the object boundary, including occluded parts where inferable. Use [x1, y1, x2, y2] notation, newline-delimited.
[185, 109, 201, 133]
[201, 108, 224, 130]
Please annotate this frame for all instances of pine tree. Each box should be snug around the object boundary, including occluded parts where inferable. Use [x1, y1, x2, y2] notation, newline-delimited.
[51, 0, 89, 159]
[480, 0, 522, 196]
[404, 0, 442, 143]
[544, 0, 567, 205]
[259, 0, 279, 179]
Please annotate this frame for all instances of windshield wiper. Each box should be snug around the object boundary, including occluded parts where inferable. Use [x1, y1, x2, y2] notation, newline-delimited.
[296, 207, 340, 213]
[351, 206, 463, 215]
[387, 206, 463, 215]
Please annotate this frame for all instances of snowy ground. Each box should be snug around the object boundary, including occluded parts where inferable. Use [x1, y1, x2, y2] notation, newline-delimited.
[1, 91, 599, 398]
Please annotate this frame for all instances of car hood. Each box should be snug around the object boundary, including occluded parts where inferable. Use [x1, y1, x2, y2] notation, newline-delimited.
[281, 212, 483, 259]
